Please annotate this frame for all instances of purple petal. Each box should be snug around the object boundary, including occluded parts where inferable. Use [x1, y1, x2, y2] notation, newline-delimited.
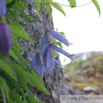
[0, 0, 6, 16]
[40, 41, 49, 58]
[0, 24, 12, 58]
[47, 47, 54, 71]
[47, 30, 70, 46]
[30, 53, 43, 78]
[53, 58, 62, 66]
[43, 57, 49, 74]
[50, 45, 75, 60]
[40, 32, 48, 48]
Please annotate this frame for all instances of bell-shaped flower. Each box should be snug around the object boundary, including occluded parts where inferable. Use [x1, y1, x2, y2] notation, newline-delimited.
[0, 23, 12, 58]
[0, 0, 6, 16]
[30, 53, 44, 78]
[43, 46, 62, 75]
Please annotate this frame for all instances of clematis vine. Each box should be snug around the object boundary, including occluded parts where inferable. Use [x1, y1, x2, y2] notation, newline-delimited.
[40, 30, 75, 76]
[24, 30, 75, 78]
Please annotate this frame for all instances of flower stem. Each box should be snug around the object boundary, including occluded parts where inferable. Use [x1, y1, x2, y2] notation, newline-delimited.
[1, 89, 6, 103]
[19, 27, 47, 43]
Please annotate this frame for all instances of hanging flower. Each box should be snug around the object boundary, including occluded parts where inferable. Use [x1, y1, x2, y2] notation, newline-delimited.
[0, 23, 12, 58]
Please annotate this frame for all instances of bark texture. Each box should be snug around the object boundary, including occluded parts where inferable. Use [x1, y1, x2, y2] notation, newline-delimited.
[19, 2, 84, 103]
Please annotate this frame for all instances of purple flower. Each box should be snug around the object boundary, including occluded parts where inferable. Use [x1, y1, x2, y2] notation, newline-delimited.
[0, 0, 6, 16]
[0, 23, 12, 58]
[30, 53, 44, 78]
[22, 53, 35, 62]
[40, 30, 75, 75]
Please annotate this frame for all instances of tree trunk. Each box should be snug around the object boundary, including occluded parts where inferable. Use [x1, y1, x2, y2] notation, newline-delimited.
[19, 2, 84, 103]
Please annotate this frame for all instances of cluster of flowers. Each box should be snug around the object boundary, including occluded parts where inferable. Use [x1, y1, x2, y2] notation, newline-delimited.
[23, 30, 75, 78]
[0, 0, 75, 78]
[0, 0, 12, 58]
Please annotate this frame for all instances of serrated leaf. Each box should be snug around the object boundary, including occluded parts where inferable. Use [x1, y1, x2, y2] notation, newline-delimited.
[51, 2, 66, 16]
[13, 5, 24, 14]
[26, 96, 39, 103]
[13, 64, 28, 90]
[41, 2, 45, 12]
[26, 70, 50, 95]
[0, 76, 10, 100]
[46, 0, 52, 3]
[16, 1, 27, 11]
[34, 2, 41, 14]
[10, 47, 26, 69]
[49, 5, 52, 18]
[68, 0, 76, 8]
[9, 21, 36, 43]
[9, 9, 18, 22]
[46, 3, 50, 14]
[0, 59, 15, 80]
[6, 0, 13, 3]
[92, 0, 101, 16]
[23, 14, 39, 22]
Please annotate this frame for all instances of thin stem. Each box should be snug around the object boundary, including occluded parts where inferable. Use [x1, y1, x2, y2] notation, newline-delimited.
[25, 1, 92, 8]
[1, 89, 6, 103]
[19, 27, 47, 43]
[0, 16, 5, 24]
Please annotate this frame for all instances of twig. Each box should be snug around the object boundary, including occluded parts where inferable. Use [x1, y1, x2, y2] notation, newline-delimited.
[1, 89, 6, 103]
[19, 27, 47, 43]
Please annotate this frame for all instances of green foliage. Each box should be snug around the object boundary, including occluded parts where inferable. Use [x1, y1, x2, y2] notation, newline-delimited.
[68, 0, 76, 8]
[92, 0, 101, 16]
[0, 0, 102, 102]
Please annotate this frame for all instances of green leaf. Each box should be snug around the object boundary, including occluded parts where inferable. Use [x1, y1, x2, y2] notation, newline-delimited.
[49, 5, 52, 18]
[9, 9, 18, 22]
[0, 59, 15, 80]
[34, 1, 41, 14]
[26, 96, 39, 103]
[68, 0, 76, 8]
[23, 14, 39, 22]
[10, 47, 27, 69]
[51, 2, 66, 16]
[16, 1, 27, 11]
[46, 3, 50, 14]
[46, 0, 52, 3]
[41, 2, 45, 12]
[9, 21, 36, 43]
[26, 70, 50, 95]
[0, 76, 10, 100]
[13, 64, 28, 90]
[92, 0, 101, 16]
[6, 0, 13, 3]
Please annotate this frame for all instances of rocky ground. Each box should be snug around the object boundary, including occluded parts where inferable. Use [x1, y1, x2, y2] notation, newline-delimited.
[63, 51, 103, 95]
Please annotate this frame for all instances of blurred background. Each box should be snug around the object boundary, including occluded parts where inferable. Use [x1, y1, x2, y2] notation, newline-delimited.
[53, 0, 103, 95]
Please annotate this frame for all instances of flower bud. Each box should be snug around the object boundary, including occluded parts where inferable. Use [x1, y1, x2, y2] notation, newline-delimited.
[0, 23, 12, 58]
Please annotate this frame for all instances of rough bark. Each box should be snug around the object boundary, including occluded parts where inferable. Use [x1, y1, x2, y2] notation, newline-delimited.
[19, 2, 84, 103]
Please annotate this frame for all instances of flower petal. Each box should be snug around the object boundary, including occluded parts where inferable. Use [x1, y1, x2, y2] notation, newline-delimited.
[50, 45, 75, 60]
[47, 47, 54, 71]
[47, 30, 70, 46]
[30, 53, 43, 78]
[40, 32, 48, 48]
[0, 0, 6, 16]
[53, 58, 62, 66]
[40, 41, 49, 58]
[0, 24, 12, 58]
[43, 57, 49, 74]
